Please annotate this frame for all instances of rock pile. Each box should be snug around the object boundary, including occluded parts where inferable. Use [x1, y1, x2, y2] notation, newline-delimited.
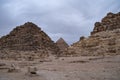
[0, 22, 60, 60]
[64, 12, 120, 56]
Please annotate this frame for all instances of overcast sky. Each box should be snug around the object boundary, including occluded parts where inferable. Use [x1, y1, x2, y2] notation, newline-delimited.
[0, 0, 120, 44]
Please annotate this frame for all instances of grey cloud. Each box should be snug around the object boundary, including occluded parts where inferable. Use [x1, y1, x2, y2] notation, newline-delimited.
[0, 0, 120, 44]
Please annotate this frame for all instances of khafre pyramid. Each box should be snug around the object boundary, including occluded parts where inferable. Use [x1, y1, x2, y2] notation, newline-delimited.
[64, 12, 120, 56]
[56, 38, 69, 51]
[0, 22, 60, 60]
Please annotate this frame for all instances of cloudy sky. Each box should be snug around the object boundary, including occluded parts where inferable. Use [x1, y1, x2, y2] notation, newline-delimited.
[0, 0, 120, 44]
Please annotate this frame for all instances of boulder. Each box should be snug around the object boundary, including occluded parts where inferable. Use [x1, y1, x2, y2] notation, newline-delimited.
[27, 66, 38, 76]
[8, 64, 20, 72]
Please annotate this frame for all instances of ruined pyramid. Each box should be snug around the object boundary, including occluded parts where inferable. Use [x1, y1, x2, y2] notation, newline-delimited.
[0, 22, 60, 60]
[64, 12, 120, 56]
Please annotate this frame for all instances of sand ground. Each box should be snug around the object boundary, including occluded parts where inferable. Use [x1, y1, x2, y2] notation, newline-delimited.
[0, 55, 120, 80]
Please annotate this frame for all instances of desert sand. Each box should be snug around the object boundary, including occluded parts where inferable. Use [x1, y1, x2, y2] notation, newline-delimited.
[0, 55, 120, 80]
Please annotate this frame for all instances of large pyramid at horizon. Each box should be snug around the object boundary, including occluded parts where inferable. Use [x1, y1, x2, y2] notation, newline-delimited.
[56, 37, 69, 51]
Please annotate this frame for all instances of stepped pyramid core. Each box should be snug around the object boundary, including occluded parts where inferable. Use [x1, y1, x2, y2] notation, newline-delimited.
[0, 22, 60, 59]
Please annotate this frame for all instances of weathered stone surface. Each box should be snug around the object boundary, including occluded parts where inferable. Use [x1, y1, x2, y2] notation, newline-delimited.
[0, 63, 6, 66]
[0, 22, 60, 60]
[91, 12, 120, 35]
[64, 12, 120, 56]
